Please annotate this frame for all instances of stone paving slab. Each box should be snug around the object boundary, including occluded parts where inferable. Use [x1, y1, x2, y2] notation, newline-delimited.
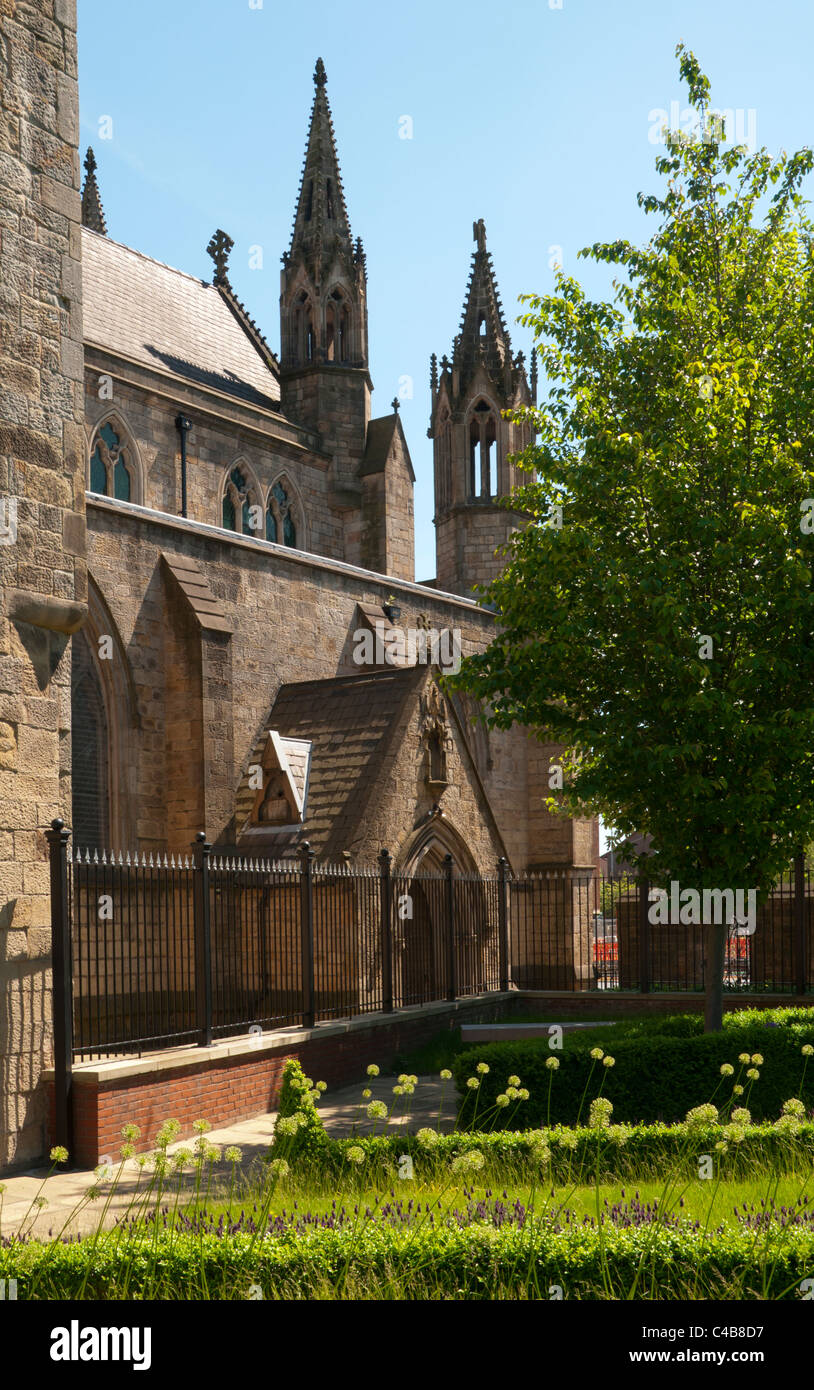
[0, 1074, 450, 1241]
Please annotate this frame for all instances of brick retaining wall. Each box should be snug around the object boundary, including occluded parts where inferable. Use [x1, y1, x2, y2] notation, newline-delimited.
[41, 990, 805, 1168]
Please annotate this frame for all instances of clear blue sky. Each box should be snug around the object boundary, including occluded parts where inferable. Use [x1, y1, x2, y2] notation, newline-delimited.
[76, 0, 814, 584]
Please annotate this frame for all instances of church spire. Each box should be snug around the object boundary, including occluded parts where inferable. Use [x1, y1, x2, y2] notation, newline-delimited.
[81, 147, 107, 235]
[452, 219, 513, 391]
[286, 57, 354, 281]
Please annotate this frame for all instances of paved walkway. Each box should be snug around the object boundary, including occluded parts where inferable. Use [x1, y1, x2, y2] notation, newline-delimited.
[0, 1074, 453, 1240]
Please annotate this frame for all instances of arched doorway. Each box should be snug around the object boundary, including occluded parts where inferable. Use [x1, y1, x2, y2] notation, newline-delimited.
[394, 822, 496, 1005]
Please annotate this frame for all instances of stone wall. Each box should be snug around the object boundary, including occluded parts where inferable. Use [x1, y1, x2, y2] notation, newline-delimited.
[84, 498, 567, 876]
[0, 0, 85, 1168]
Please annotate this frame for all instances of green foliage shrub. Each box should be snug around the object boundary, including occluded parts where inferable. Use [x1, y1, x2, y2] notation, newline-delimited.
[451, 1010, 814, 1126]
[267, 1059, 329, 1161]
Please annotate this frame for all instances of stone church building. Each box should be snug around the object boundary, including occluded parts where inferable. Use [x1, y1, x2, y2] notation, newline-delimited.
[0, 3, 596, 1168]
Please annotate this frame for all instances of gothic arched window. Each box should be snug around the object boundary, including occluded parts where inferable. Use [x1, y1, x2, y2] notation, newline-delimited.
[71, 628, 110, 850]
[89, 421, 136, 502]
[468, 400, 497, 499]
[266, 479, 299, 549]
[326, 288, 349, 363]
[222, 466, 259, 535]
[295, 290, 314, 364]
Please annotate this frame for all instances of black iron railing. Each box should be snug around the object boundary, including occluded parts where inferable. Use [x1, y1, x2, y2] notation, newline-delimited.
[46, 821, 814, 1143]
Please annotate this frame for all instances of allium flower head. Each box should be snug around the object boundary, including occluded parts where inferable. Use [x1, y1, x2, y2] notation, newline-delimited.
[268, 1158, 290, 1178]
[684, 1103, 719, 1128]
[518, 1088, 530, 1101]
[362, 1088, 372, 1099]
[555, 1129, 578, 1150]
[590, 1048, 604, 1061]
[589, 1096, 614, 1129]
[192, 1118, 210, 1136]
[733, 1084, 744, 1096]
[466, 1077, 480, 1090]
[782, 1098, 806, 1118]
[545, 1057, 559, 1071]
[496, 1094, 510, 1107]
[774, 1114, 802, 1135]
[802, 1044, 814, 1057]
[738, 1052, 751, 1064]
[416, 1128, 439, 1149]
[366, 1064, 380, 1077]
[440, 1069, 452, 1081]
[720, 1063, 734, 1076]
[730, 1108, 751, 1126]
[508, 1075, 521, 1087]
[750, 1054, 763, 1066]
[49, 1146, 69, 1164]
[602, 1055, 615, 1068]
[393, 1085, 404, 1096]
[746, 1068, 760, 1081]
[316, 1080, 327, 1092]
[366, 1100, 388, 1120]
[476, 1062, 490, 1075]
[225, 1146, 242, 1164]
[346, 1146, 365, 1164]
[155, 1119, 182, 1147]
[121, 1122, 141, 1142]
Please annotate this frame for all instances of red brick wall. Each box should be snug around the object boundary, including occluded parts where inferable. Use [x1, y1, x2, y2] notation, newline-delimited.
[48, 990, 802, 1167]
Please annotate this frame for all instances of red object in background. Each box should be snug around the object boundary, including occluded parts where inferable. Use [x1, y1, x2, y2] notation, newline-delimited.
[594, 940, 618, 962]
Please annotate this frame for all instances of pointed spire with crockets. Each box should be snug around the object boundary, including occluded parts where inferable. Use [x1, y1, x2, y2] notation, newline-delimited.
[452, 218, 513, 389]
[286, 57, 354, 281]
[81, 147, 107, 235]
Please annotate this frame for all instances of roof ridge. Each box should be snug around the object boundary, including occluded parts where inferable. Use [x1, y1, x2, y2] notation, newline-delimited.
[81, 225, 226, 292]
[276, 665, 426, 695]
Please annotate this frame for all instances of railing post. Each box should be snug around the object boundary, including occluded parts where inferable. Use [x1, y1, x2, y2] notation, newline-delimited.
[444, 853, 457, 1002]
[793, 851, 806, 996]
[498, 857, 510, 993]
[379, 848, 393, 1013]
[638, 876, 651, 994]
[299, 841, 315, 1027]
[47, 818, 73, 1158]
[192, 831, 213, 1046]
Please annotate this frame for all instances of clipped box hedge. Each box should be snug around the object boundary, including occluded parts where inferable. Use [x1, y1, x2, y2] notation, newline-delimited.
[451, 1009, 814, 1127]
[4, 1222, 814, 1300]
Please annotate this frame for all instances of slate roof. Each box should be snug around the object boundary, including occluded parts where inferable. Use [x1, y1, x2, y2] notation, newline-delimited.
[235, 666, 427, 858]
[81, 227, 281, 411]
[360, 413, 416, 481]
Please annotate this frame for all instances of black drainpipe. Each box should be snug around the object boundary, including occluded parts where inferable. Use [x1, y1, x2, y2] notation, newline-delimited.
[175, 413, 192, 517]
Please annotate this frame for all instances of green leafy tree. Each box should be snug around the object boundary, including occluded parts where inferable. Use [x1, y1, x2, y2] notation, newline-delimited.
[449, 47, 814, 1031]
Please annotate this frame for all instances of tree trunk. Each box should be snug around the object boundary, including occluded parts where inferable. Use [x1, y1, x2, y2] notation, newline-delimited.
[704, 921, 726, 1032]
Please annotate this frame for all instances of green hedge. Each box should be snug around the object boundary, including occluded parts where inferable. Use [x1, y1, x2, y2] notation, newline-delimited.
[3, 1223, 814, 1300]
[451, 1010, 814, 1127]
[318, 1122, 814, 1184]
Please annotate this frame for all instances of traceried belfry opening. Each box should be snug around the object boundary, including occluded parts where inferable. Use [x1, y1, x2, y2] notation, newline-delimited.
[468, 400, 497, 498]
